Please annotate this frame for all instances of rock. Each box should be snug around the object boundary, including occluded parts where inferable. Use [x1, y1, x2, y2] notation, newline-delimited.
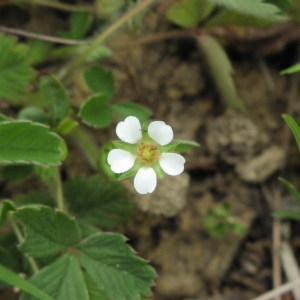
[235, 146, 285, 183]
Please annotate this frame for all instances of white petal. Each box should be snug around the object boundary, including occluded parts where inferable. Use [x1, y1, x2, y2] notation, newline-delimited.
[148, 121, 173, 146]
[134, 167, 157, 194]
[107, 149, 135, 173]
[116, 116, 142, 144]
[159, 153, 185, 176]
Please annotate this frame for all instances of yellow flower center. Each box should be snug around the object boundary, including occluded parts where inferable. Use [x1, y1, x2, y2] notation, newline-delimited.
[137, 142, 160, 164]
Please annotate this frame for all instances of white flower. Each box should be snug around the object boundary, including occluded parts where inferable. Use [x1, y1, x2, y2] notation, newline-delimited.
[107, 116, 185, 194]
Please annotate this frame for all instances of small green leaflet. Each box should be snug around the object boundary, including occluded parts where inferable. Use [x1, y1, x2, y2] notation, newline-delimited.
[0, 264, 54, 300]
[281, 63, 300, 75]
[282, 114, 300, 152]
[0, 121, 66, 166]
[83, 65, 115, 98]
[0, 33, 35, 103]
[79, 94, 113, 128]
[15, 206, 81, 258]
[20, 233, 155, 300]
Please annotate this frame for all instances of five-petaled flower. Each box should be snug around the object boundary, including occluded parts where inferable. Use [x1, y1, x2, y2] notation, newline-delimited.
[107, 116, 185, 194]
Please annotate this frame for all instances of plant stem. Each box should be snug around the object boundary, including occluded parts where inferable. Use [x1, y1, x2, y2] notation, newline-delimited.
[8, 215, 39, 274]
[53, 166, 66, 212]
[60, 0, 157, 82]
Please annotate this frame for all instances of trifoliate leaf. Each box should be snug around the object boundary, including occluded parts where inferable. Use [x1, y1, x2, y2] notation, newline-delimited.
[0, 121, 66, 166]
[79, 94, 113, 128]
[64, 176, 133, 229]
[166, 0, 215, 27]
[83, 66, 114, 98]
[15, 206, 81, 258]
[20, 254, 88, 300]
[208, 0, 287, 21]
[40, 76, 70, 126]
[78, 233, 156, 300]
[0, 264, 54, 300]
[0, 33, 35, 103]
[112, 102, 152, 123]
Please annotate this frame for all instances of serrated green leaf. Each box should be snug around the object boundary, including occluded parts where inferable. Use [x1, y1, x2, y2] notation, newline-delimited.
[64, 176, 133, 229]
[282, 114, 300, 152]
[0, 121, 66, 166]
[83, 66, 114, 98]
[197, 35, 245, 111]
[79, 94, 113, 128]
[20, 253, 88, 300]
[0, 200, 16, 226]
[279, 177, 300, 207]
[1, 164, 34, 181]
[0, 264, 55, 300]
[281, 63, 300, 74]
[0, 33, 35, 103]
[78, 233, 155, 300]
[83, 273, 110, 300]
[208, 0, 288, 20]
[112, 102, 152, 123]
[40, 76, 70, 126]
[166, 0, 215, 27]
[15, 206, 81, 258]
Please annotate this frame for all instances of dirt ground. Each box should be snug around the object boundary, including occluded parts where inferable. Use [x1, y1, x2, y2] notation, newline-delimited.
[1, 3, 300, 300]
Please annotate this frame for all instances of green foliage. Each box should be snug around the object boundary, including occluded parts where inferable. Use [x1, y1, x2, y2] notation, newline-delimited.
[0, 264, 54, 300]
[27, 40, 53, 65]
[63, 175, 134, 229]
[18, 107, 49, 124]
[1, 164, 34, 181]
[166, 0, 215, 28]
[203, 203, 247, 238]
[15, 206, 81, 258]
[0, 121, 66, 166]
[96, 0, 125, 18]
[40, 76, 70, 126]
[282, 114, 300, 152]
[281, 63, 300, 74]
[0, 33, 35, 103]
[0, 200, 16, 226]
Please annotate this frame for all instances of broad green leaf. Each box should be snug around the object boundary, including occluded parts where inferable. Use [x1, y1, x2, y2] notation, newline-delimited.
[64, 176, 133, 228]
[208, 0, 288, 20]
[83, 66, 114, 98]
[282, 114, 300, 152]
[281, 63, 300, 74]
[78, 233, 156, 300]
[273, 210, 300, 220]
[0, 200, 16, 226]
[112, 102, 152, 123]
[15, 206, 81, 258]
[0, 264, 54, 300]
[79, 94, 113, 128]
[20, 254, 88, 300]
[197, 35, 245, 111]
[279, 177, 300, 207]
[1, 164, 34, 181]
[0, 121, 66, 166]
[18, 106, 49, 124]
[166, 0, 209, 28]
[40, 76, 70, 126]
[0, 33, 35, 103]
[163, 140, 200, 152]
[83, 273, 110, 300]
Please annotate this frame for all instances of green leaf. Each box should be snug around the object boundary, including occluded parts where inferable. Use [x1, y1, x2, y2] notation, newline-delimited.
[56, 117, 78, 136]
[197, 35, 245, 111]
[279, 177, 300, 207]
[70, 12, 93, 39]
[0, 247, 19, 272]
[78, 233, 155, 300]
[0, 33, 35, 103]
[15, 206, 81, 258]
[273, 210, 300, 220]
[112, 102, 152, 123]
[0, 200, 16, 226]
[0, 121, 66, 166]
[40, 76, 70, 126]
[79, 94, 113, 128]
[208, 0, 288, 20]
[64, 176, 133, 229]
[163, 140, 200, 152]
[28, 40, 52, 65]
[18, 106, 49, 124]
[0, 264, 54, 300]
[20, 254, 89, 300]
[282, 114, 300, 152]
[1, 164, 34, 181]
[265, 0, 291, 11]
[83, 65, 115, 98]
[281, 63, 300, 74]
